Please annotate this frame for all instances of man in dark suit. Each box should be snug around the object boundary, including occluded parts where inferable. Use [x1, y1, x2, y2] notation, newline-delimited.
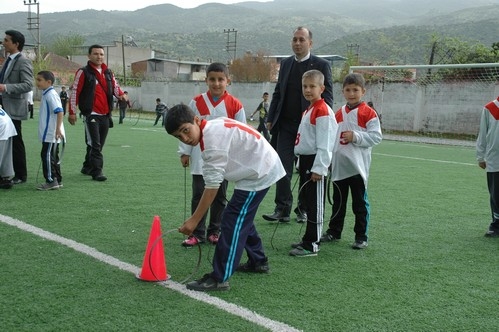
[263, 26, 333, 223]
[0, 30, 34, 184]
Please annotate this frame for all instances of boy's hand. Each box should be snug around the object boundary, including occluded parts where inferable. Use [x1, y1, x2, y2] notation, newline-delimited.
[478, 161, 486, 169]
[178, 217, 198, 236]
[180, 155, 190, 167]
[311, 172, 322, 182]
[68, 114, 77, 125]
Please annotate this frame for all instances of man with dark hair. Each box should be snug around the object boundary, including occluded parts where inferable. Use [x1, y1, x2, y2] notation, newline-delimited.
[0, 30, 34, 185]
[263, 26, 334, 223]
[68, 44, 128, 182]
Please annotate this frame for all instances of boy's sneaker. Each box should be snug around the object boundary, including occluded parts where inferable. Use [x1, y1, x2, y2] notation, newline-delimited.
[186, 273, 230, 292]
[208, 233, 219, 245]
[484, 228, 499, 237]
[0, 178, 13, 189]
[181, 236, 203, 247]
[321, 233, 340, 242]
[236, 258, 269, 273]
[37, 180, 59, 191]
[352, 240, 368, 249]
[289, 246, 318, 257]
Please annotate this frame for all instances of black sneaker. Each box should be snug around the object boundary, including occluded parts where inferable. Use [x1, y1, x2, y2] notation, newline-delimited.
[92, 174, 107, 182]
[186, 273, 230, 292]
[320, 233, 340, 242]
[290, 241, 303, 249]
[352, 240, 368, 249]
[262, 211, 290, 223]
[484, 229, 499, 238]
[0, 178, 13, 189]
[236, 258, 269, 273]
[12, 177, 26, 184]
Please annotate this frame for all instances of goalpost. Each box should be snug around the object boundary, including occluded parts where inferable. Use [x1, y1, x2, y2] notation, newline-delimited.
[349, 63, 499, 144]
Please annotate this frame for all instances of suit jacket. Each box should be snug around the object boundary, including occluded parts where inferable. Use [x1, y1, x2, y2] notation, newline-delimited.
[1, 53, 34, 120]
[267, 54, 333, 132]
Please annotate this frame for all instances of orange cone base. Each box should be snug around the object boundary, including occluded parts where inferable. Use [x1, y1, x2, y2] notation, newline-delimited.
[136, 272, 171, 282]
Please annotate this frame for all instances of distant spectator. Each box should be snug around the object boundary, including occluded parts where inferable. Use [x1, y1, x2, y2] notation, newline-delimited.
[59, 86, 68, 115]
[116, 91, 131, 124]
[154, 98, 168, 126]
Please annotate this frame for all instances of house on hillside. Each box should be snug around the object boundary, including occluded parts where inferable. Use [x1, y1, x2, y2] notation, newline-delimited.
[43, 53, 81, 85]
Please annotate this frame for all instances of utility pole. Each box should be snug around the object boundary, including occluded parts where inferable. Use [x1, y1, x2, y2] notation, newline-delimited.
[347, 43, 360, 64]
[24, 0, 41, 62]
[223, 29, 237, 64]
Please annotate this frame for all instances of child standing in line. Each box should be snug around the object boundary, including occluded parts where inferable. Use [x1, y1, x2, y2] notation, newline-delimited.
[321, 73, 382, 249]
[165, 104, 285, 291]
[477, 97, 499, 237]
[289, 70, 337, 257]
[0, 107, 17, 189]
[249, 92, 270, 141]
[178, 62, 247, 247]
[36, 71, 65, 191]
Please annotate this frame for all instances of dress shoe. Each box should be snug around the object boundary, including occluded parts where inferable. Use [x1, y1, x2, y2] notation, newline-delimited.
[262, 211, 290, 222]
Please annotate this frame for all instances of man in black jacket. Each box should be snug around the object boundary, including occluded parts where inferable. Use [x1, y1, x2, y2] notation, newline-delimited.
[263, 26, 333, 223]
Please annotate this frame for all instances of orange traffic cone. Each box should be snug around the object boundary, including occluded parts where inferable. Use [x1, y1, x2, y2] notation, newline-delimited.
[136, 216, 170, 282]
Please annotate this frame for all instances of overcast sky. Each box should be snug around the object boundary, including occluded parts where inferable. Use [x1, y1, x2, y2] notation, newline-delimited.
[4, 0, 269, 14]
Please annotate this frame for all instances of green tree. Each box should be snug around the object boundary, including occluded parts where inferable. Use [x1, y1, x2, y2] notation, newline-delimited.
[50, 34, 85, 58]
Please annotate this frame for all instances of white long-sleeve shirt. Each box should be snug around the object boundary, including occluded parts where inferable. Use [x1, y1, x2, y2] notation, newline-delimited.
[200, 117, 285, 191]
[332, 102, 382, 186]
[178, 91, 246, 175]
[477, 98, 499, 172]
[294, 98, 337, 176]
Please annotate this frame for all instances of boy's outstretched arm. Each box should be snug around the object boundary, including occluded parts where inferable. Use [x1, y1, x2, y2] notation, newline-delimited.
[178, 187, 219, 235]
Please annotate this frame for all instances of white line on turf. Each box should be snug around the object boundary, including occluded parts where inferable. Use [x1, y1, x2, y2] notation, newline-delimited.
[0, 214, 301, 332]
[373, 152, 476, 166]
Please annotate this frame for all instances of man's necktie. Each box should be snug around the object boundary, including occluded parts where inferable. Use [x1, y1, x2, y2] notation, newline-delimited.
[0, 56, 12, 83]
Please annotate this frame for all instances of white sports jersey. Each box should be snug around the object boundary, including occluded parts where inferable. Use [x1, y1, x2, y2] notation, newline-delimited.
[0, 107, 17, 140]
[178, 91, 246, 175]
[38, 87, 65, 143]
[332, 102, 382, 185]
[294, 99, 337, 176]
[200, 117, 285, 191]
[477, 98, 499, 172]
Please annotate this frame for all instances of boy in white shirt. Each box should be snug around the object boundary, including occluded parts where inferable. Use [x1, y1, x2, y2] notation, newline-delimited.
[321, 73, 382, 249]
[165, 104, 285, 292]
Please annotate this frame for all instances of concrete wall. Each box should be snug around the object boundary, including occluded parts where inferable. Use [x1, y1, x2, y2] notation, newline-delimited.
[121, 80, 497, 135]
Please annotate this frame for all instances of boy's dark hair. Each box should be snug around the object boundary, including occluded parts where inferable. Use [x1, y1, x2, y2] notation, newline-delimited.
[164, 103, 195, 134]
[5, 30, 25, 51]
[37, 70, 55, 84]
[156, 98, 161, 102]
[263, 92, 269, 96]
[88, 44, 104, 55]
[343, 73, 365, 89]
[206, 62, 229, 77]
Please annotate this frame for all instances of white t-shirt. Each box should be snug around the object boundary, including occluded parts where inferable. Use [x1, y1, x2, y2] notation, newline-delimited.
[200, 117, 285, 191]
[0, 107, 17, 140]
[38, 87, 65, 143]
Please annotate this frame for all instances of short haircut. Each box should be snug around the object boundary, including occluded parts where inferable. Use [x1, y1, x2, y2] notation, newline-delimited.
[164, 103, 195, 134]
[263, 92, 269, 96]
[37, 70, 55, 84]
[206, 62, 229, 77]
[156, 98, 161, 102]
[88, 44, 104, 55]
[302, 69, 324, 85]
[294, 26, 312, 40]
[343, 73, 366, 89]
[5, 30, 25, 51]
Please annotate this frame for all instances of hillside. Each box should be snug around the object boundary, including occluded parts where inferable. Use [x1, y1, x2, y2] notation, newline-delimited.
[1, 0, 499, 65]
